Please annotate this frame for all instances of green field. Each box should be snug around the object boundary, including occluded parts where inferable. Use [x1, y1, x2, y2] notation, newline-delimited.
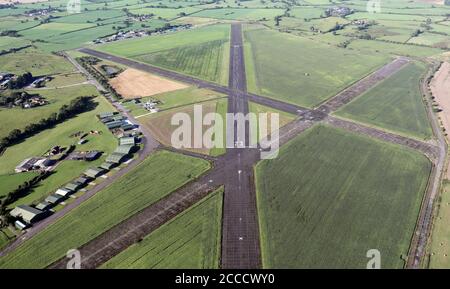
[0, 172, 39, 199]
[102, 188, 223, 269]
[0, 85, 99, 140]
[97, 24, 230, 84]
[0, 49, 74, 75]
[244, 27, 390, 108]
[428, 181, 450, 268]
[191, 8, 284, 21]
[134, 39, 229, 84]
[336, 62, 432, 140]
[0, 150, 211, 268]
[97, 24, 230, 57]
[255, 125, 431, 268]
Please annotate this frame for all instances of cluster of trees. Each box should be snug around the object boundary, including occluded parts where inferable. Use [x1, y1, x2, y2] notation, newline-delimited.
[5, 72, 34, 90]
[77, 56, 122, 99]
[0, 30, 20, 37]
[0, 96, 96, 154]
[0, 91, 41, 107]
[0, 45, 32, 57]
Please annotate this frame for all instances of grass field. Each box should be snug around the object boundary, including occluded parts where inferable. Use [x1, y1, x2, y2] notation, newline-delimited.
[102, 187, 223, 269]
[255, 125, 431, 268]
[0, 49, 74, 75]
[244, 26, 390, 108]
[139, 99, 222, 155]
[0, 172, 39, 199]
[97, 24, 230, 57]
[0, 150, 211, 268]
[428, 181, 450, 268]
[0, 85, 99, 140]
[335, 62, 432, 140]
[248, 101, 296, 141]
[97, 24, 230, 84]
[191, 8, 284, 21]
[134, 39, 229, 85]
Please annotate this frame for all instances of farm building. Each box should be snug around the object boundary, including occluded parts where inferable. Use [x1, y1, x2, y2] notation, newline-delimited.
[74, 176, 91, 185]
[35, 201, 52, 211]
[10, 205, 49, 224]
[55, 188, 72, 197]
[45, 194, 64, 205]
[114, 144, 134, 155]
[105, 120, 123, 130]
[71, 151, 101, 161]
[121, 123, 134, 131]
[119, 136, 136, 146]
[15, 157, 55, 173]
[84, 167, 106, 178]
[106, 152, 128, 164]
[65, 182, 82, 192]
[100, 162, 116, 170]
[15, 220, 28, 230]
[98, 112, 118, 119]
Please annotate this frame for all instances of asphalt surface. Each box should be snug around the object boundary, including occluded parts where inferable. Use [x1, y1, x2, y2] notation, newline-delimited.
[220, 23, 262, 269]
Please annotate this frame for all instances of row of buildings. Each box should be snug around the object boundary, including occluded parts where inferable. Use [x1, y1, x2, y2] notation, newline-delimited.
[9, 111, 141, 230]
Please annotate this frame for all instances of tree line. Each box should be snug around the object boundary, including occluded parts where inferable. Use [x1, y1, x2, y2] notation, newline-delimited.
[0, 96, 97, 155]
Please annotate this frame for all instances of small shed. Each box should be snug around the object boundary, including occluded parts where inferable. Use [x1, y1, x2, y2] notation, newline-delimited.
[35, 201, 52, 211]
[100, 162, 117, 170]
[114, 144, 134, 155]
[45, 194, 64, 205]
[105, 120, 123, 130]
[65, 182, 82, 192]
[106, 152, 128, 164]
[119, 137, 135, 146]
[84, 167, 106, 178]
[55, 188, 72, 197]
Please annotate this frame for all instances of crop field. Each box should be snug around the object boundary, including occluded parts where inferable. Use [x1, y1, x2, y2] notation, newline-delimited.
[97, 24, 230, 57]
[255, 125, 431, 268]
[134, 39, 230, 85]
[190, 8, 284, 21]
[98, 24, 230, 84]
[408, 33, 450, 49]
[0, 150, 211, 268]
[348, 39, 443, 58]
[243, 27, 389, 108]
[428, 181, 450, 268]
[335, 62, 433, 140]
[0, 85, 100, 140]
[102, 188, 223, 269]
